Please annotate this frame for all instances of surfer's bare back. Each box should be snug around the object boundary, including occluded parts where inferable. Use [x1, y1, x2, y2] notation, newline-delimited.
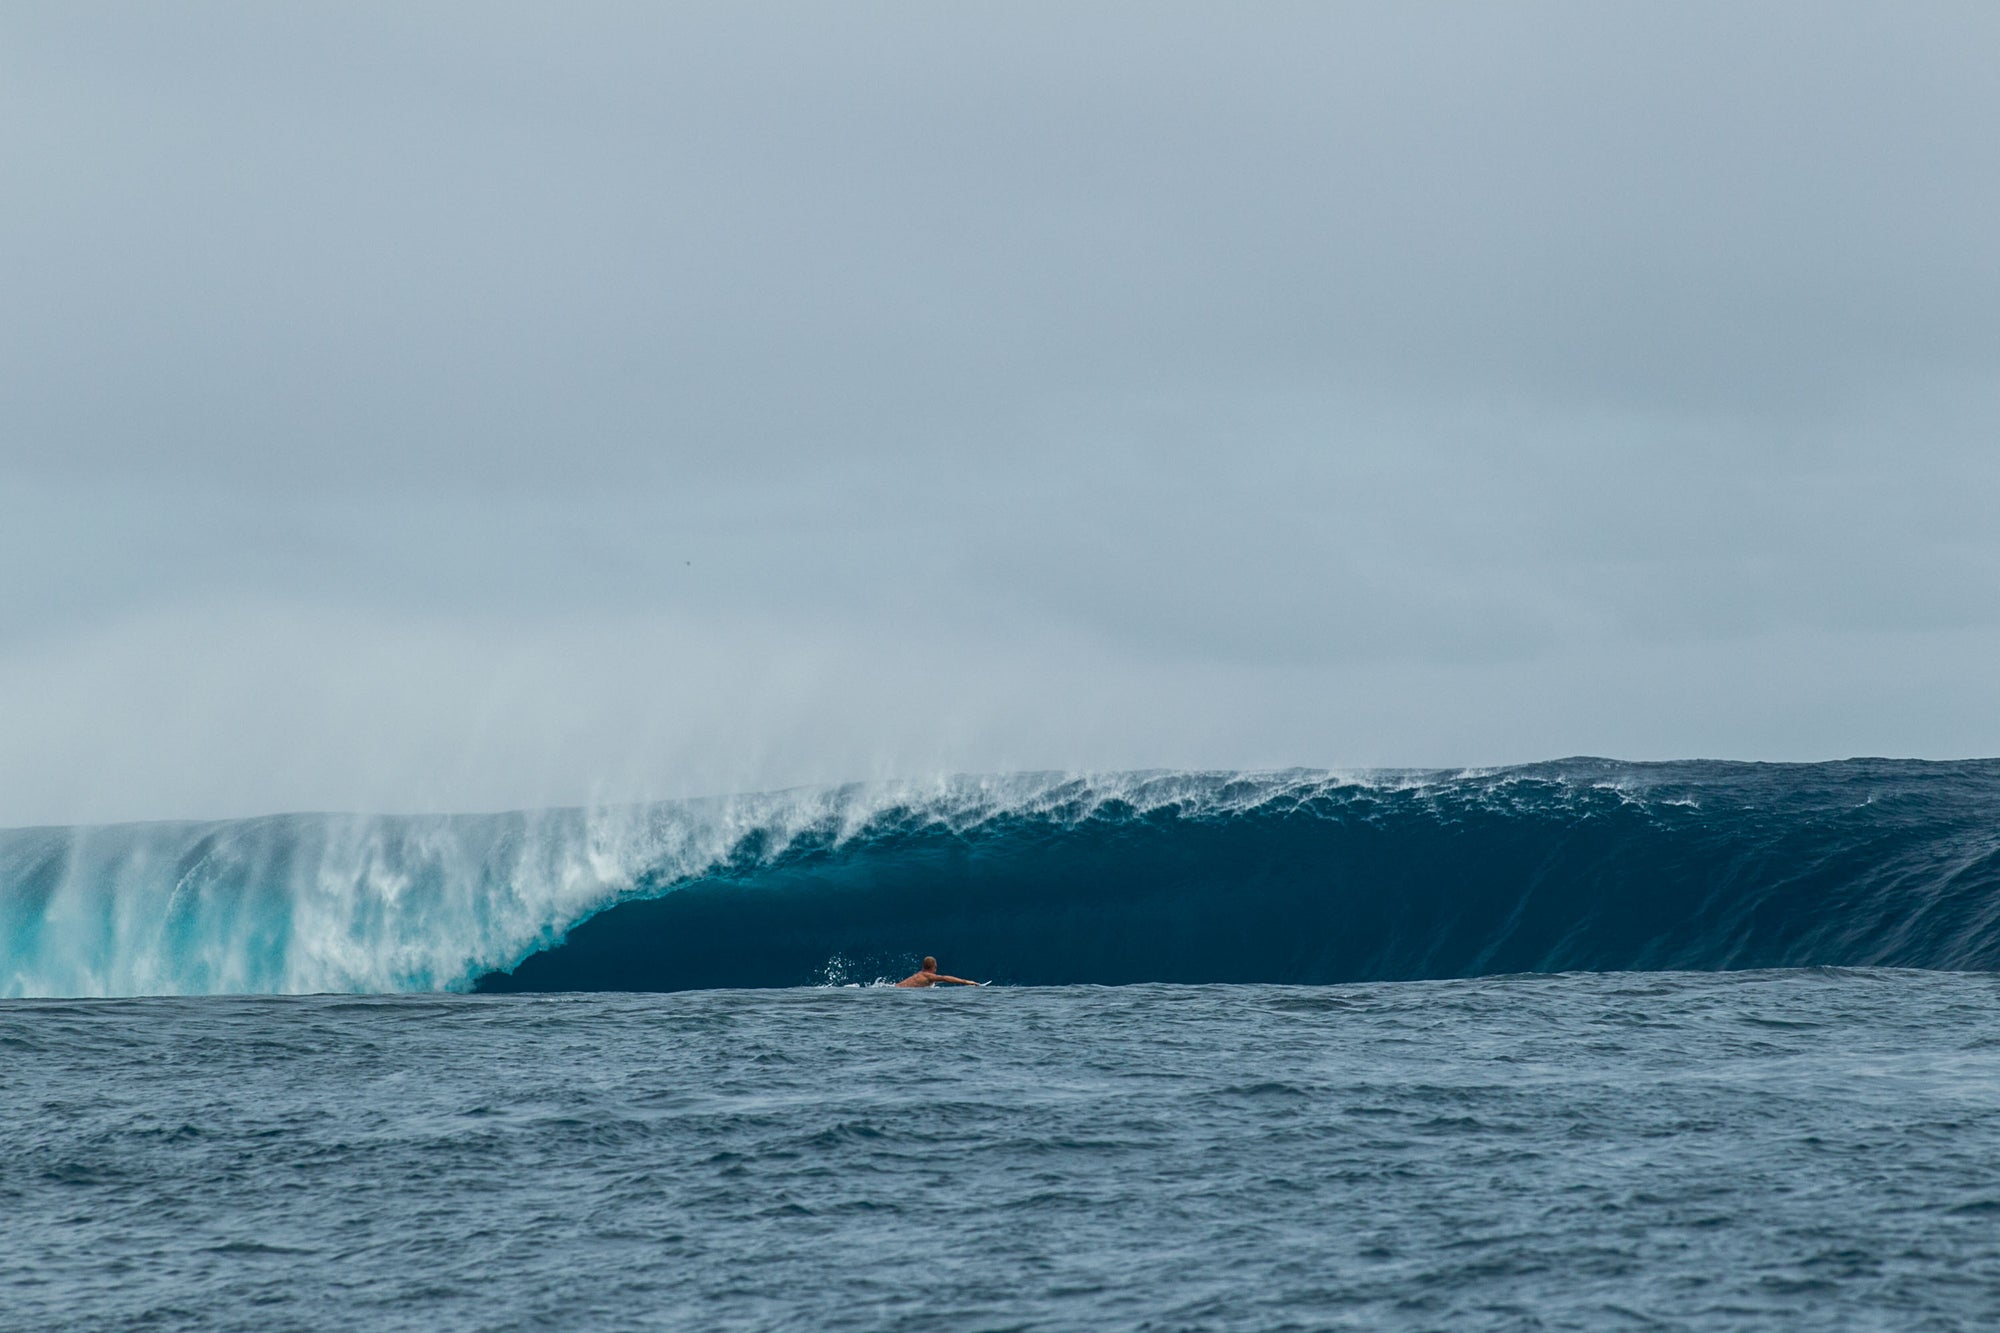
[896, 956, 980, 987]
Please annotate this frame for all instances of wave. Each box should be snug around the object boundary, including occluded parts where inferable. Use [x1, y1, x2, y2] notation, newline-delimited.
[3, 760, 1998, 997]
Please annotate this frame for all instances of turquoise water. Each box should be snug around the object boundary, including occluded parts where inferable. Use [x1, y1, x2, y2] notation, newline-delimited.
[8, 970, 2000, 1330]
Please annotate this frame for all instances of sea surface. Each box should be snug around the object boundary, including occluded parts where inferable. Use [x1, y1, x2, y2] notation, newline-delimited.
[6, 759, 2000, 1327]
[7, 971, 2000, 1330]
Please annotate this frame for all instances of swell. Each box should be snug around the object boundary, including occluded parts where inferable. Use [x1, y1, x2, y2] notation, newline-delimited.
[478, 759, 2000, 991]
[3, 760, 1998, 997]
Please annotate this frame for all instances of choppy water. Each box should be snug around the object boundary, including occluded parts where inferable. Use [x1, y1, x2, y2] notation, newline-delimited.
[8, 969, 2000, 1330]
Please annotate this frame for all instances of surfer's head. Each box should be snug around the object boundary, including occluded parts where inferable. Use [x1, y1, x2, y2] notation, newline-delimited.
[922, 956, 937, 972]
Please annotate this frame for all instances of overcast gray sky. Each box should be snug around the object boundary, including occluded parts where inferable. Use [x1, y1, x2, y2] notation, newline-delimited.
[3, 1, 1997, 824]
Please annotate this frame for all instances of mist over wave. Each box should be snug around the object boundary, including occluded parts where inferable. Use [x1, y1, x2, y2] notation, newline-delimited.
[3, 760, 1997, 998]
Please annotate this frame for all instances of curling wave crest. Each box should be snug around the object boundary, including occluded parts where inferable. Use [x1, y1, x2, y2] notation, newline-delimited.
[3, 760, 1998, 997]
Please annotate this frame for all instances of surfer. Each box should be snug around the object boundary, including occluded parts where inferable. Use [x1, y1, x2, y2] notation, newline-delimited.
[896, 956, 980, 988]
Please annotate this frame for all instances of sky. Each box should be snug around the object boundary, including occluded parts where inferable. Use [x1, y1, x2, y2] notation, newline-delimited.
[3, 1, 1997, 825]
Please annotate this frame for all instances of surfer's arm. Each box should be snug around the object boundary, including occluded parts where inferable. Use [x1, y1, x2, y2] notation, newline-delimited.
[933, 974, 980, 986]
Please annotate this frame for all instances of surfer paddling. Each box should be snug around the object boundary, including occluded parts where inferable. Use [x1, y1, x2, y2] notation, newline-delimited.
[896, 956, 980, 988]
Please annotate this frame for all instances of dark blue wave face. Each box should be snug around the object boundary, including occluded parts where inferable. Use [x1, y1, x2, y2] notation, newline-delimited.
[477, 759, 2000, 992]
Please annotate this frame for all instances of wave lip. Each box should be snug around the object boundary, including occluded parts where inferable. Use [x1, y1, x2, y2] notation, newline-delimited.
[0, 771, 1269, 996]
[5, 760, 1999, 998]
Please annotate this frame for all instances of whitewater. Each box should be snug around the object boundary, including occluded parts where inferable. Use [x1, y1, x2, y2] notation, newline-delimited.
[3, 759, 1998, 997]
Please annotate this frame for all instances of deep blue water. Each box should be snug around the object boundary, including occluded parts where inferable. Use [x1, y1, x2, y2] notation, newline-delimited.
[5, 760, 1999, 996]
[8, 971, 2000, 1330]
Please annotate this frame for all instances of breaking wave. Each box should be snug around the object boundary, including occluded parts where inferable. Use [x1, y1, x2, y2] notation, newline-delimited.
[3, 760, 1998, 997]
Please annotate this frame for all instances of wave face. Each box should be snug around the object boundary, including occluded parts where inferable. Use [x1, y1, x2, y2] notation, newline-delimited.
[3, 760, 1998, 997]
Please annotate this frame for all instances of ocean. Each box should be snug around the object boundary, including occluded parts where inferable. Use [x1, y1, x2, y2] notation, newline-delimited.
[5, 759, 2000, 1328]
